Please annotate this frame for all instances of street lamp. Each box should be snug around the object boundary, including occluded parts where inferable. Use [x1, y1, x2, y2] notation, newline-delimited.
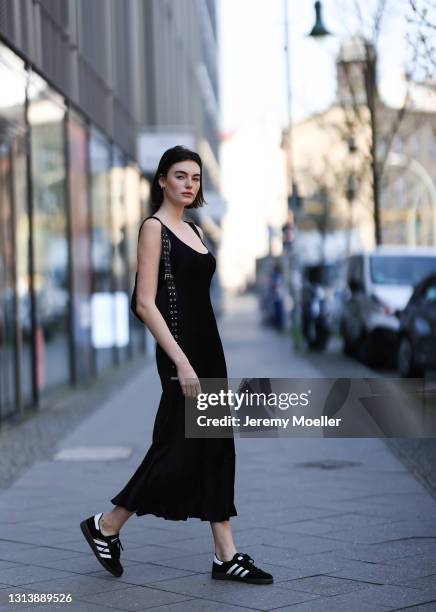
[282, 1, 332, 349]
[308, 1, 332, 38]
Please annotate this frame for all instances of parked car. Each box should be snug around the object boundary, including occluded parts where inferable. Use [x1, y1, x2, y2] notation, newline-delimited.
[340, 246, 436, 367]
[397, 273, 436, 377]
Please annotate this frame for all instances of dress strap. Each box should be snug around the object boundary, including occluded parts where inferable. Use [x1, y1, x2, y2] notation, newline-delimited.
[187, 221, 201, 239]
[137, 215, 161, 238]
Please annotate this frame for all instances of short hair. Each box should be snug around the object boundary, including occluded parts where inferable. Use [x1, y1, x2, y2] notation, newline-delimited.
[150, 145, 206, 213]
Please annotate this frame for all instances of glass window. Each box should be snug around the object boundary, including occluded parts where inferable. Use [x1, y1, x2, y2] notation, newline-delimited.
[67, 110, 93, 383]
[89, 128, 114, 374]
[126, 162, 147, 354]
[27, 71, 70, 394]
[111, 145, 129, 362]
[370, 255, 436, 286]
[0, 44, 32, 417]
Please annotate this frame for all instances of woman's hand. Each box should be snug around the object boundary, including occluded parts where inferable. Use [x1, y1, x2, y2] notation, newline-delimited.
[176, 360, 202, 398]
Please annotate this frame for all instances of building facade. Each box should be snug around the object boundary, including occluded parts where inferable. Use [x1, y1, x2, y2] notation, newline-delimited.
[0, 0, 220, 422]
[285, 37, 436, 264]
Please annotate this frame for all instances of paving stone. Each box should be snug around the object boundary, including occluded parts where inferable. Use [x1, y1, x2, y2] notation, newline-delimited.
[142, 573, 320, 609]
[356, 584, 436, 608]
[143, 600, 247, 612]
[383, 552, 436, 574]
[327, 556, 436, 585]
[121, 544, 206, 564]
[269, 589, 391, 611]
[78, 585, 194, 611]
[396, 574, 436, 590]
[280, 574, 371, 596]
[25, 574, 130, 597]
[0, 565, 72, 586]
[89, 562, 197, 585]
[339, 539, 436, 563]
[0, 546, 85, 565]
[31, 553, 140, 575]
[0, 541, 36, 559]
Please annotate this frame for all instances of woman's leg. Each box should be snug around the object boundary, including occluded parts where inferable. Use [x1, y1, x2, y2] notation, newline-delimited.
[210, 520, 238, 561]
[100, 507, 135, 536]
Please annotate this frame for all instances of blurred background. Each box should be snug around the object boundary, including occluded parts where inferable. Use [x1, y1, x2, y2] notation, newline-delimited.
[0, 0, 435, 425]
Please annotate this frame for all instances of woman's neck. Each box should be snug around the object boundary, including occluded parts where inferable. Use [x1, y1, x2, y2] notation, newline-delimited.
[156, 203, 185, 226]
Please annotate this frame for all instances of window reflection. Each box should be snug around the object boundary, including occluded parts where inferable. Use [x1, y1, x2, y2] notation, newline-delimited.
[28, 72, 70, 393]
[68, 110, 93, 382]
[111, 145, 129, 361]
[89, 128, 114, 373]
[126, 162, 147, 354]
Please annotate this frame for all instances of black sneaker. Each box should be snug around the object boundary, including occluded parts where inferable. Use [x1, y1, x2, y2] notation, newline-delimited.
[80, 512, 124, 577]
[212, 552, 273, 584]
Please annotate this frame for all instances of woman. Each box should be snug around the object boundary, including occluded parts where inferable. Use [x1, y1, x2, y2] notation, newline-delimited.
[80, 146, 273, 585]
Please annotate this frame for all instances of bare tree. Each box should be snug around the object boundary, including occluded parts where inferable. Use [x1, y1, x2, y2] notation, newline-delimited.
[407, 0, 435, 77]
[324, 0, 425, 245]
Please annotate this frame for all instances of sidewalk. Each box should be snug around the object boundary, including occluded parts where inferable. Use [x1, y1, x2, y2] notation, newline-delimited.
[1, 294, 436, 611]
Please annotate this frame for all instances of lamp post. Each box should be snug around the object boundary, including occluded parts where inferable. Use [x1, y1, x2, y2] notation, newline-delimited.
[282, 0, 332, 348]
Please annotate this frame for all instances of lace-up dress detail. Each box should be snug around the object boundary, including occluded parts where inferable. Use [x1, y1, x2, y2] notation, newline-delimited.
[111, 216, 237, 522]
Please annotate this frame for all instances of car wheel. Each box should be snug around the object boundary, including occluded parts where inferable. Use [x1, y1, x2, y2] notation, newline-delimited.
[398, 335, 424, 378]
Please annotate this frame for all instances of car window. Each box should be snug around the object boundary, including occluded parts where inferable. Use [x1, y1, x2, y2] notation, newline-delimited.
[370, 256, 436, 285]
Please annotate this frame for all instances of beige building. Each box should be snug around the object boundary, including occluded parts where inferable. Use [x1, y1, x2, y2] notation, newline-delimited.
[286, 36, 436, 263]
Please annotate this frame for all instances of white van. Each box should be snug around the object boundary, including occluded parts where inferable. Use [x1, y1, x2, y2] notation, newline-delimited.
[340, 246, 436, 366]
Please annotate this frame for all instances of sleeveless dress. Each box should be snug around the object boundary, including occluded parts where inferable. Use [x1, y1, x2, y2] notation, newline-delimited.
[110, 216, 238, 522]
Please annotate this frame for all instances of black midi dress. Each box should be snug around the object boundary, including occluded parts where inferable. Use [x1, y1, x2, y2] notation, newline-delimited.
[111, 216, 237, 522]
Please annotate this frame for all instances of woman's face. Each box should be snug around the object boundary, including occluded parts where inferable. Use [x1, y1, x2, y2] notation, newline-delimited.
[159, 160, 201, 206]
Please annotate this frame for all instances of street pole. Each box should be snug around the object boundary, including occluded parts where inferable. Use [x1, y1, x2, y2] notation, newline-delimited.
[363, 41, 382, 246]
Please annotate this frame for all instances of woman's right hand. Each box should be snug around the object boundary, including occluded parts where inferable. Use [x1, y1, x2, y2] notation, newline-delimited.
[176, 360, 202, 398]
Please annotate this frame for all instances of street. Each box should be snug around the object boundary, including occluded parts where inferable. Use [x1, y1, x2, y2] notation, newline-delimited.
[1, 293, 436, 611]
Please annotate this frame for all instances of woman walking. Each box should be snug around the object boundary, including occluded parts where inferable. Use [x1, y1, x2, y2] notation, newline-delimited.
[80, 146, 273, 585]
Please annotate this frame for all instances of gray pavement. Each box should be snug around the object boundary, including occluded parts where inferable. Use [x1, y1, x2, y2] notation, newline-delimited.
[1, 293, 436, 611]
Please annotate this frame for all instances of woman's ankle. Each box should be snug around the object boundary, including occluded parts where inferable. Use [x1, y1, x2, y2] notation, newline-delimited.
[99, 512, 119, 536]
[215, 547, 237, 562]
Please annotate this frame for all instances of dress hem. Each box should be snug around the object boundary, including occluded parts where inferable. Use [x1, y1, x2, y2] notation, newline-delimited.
[110, 498, 238, 522]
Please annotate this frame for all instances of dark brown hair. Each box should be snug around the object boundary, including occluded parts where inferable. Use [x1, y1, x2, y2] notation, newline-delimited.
[150, 145, 206, 213]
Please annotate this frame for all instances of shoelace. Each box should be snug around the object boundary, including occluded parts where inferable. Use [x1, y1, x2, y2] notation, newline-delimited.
[239, 552, 254, 565]
[108, 537, 124, 560]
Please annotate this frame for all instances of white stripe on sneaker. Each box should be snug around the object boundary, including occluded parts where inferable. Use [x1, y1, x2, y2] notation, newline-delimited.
[234, 566, 244, 576]
[94, 513, 103, 531]
[99, 553, 111, 558]
[240, 569, 249, 578]
[94, 538, 107, 546]
[227, 563, 239, 575]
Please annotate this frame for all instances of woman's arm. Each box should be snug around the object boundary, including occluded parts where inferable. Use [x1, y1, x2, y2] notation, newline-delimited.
[134, 218, 200, 397]
[134, 218, 186, 366]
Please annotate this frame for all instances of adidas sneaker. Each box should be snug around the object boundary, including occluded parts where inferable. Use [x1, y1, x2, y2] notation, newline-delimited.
[212, 551, 273, 584]
[80, 512, 124, 577]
